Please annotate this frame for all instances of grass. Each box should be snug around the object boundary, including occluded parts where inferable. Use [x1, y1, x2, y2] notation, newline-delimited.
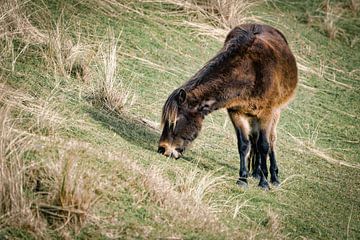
[0, 0, 359, 239]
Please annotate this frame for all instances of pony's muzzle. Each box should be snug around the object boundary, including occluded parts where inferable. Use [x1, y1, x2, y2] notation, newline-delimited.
[157, 145, 182, 159]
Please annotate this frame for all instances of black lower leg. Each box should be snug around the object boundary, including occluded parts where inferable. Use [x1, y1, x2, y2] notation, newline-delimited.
[235, 128, 250, 187]
[269, 148, 280, 186]
[249, 135, 260, 179]
[252, 150, 261, 179]
[257, 130, 269, 189]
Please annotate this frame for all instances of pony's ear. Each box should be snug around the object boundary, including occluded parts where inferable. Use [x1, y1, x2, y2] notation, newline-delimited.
[177, 89, 186, 104]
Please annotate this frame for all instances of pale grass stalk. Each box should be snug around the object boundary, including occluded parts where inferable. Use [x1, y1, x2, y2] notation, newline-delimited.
[233, 198, 254, 219]
[350, 0, 359, 13]
[347, 204, 354, 239]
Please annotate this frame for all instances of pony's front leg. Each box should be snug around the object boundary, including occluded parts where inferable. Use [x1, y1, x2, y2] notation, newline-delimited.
[235, 128, 250, 188]
[228, 110, 251, 188]
[249, 135, 261, 180]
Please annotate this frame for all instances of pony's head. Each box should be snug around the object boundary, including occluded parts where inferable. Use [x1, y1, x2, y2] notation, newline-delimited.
[158, 89, 203, 158]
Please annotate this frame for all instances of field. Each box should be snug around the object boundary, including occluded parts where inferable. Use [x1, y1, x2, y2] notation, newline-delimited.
[0, 0, 359, 239]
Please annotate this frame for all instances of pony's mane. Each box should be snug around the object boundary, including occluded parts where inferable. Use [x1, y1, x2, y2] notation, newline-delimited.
[161, 25, 260, 126]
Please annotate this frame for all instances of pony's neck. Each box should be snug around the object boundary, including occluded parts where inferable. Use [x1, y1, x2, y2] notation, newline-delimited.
[186, 83, 232, 115]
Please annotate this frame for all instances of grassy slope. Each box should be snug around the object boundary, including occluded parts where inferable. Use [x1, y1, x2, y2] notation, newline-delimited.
[1, 0, 359, 239]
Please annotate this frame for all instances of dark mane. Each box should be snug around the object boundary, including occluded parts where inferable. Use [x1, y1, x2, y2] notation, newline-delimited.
[183, 25, 260, 90]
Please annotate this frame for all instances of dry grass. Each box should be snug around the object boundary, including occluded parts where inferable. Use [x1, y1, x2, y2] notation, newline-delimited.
[0, 0, 47, 44]
[150, 0, 258, 40]
[286, 131, 360, 169]
[34, 148, 99, 234]
[44, 16, 94, 81]
[131, 164, 226, 231]
[0, 85, 99, 237]
[350, 0, 360, 13]
[0, 106, 43, 235]
[0, 83, 65, 135]
[321, 0, 344, 40]
[0, 0, 46, 72]
[265, 208, 284, 240]
[93, 30, 135, 113]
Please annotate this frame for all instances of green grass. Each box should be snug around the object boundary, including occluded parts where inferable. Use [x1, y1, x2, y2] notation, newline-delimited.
[1, 0, 359, 239]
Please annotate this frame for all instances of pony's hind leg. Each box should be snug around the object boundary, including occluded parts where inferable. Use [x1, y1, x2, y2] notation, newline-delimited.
[257, 114, 275, 190]
[257, 130, 269, 190]
[269, 109, 281, 186]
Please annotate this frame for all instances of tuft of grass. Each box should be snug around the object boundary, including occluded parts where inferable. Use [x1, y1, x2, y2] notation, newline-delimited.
[44, 16, 94, 81]
[92, 30, 135, 113]
[203, 0, 258, 29]
[35, 149, 98, 234]
[321, 0, 344, 40]
[350, 0, 360, 13]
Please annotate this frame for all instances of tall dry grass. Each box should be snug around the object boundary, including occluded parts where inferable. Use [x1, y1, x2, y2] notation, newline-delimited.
[150, 0, 258, 40]
[0, 87, 99, 236]
[92, 30, 135, 113]
[0, 0, 47, 44]
[321, 0, 344, 40]
[35, 149, 98, 234]
[127, 163, 227, 233]
[44, 16, 94, 81]
[0, 0, 47, 72]
[0, 106, 43, 235]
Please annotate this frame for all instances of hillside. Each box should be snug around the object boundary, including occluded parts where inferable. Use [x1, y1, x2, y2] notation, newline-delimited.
[1, 0, 359, 239]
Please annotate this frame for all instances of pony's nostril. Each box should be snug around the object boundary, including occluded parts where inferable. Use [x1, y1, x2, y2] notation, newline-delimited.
[157, 146, 165, 154]
[175, 148, 184, 154]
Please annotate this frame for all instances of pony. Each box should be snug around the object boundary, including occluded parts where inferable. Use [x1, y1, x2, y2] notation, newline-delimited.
[157, 24, 298, 190]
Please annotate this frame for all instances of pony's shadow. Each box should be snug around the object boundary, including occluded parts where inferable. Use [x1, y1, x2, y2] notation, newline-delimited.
[87, 107, 238, 172]
[87, 107, 159, 152]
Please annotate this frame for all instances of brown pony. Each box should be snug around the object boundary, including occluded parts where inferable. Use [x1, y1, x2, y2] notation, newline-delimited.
[158, 24, 298, 190]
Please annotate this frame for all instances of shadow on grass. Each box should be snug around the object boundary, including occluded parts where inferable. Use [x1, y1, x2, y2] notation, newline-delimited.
[87, 107, 238, 172]
[87, 107, 160, 152]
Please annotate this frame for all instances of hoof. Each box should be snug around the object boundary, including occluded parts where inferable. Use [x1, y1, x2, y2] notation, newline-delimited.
[271, 179, 281, 187]
[252, 172, 261, 180]
[258, 181, 270, 191]
[236, 179, 248, 189]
